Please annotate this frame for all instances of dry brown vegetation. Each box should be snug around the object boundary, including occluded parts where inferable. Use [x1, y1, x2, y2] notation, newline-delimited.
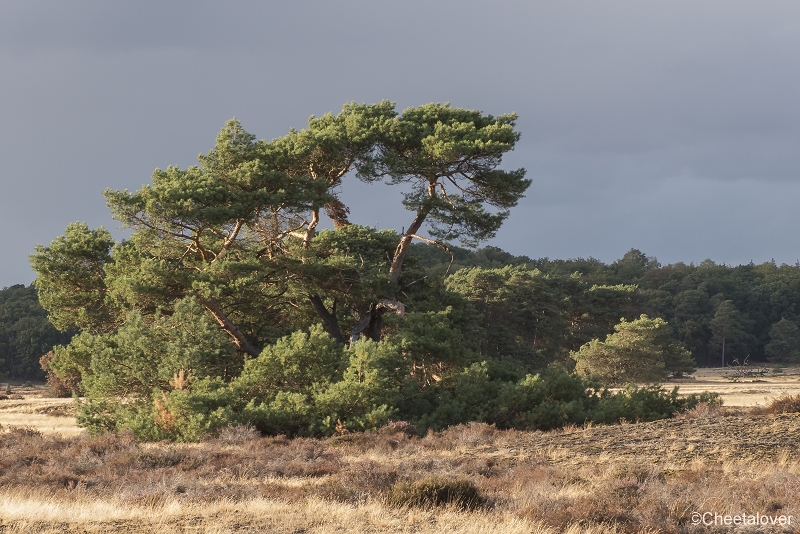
[0, 411, 799, 533]
[2, 378, 800, 533]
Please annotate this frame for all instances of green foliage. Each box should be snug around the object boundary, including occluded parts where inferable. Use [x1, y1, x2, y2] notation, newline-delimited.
[612, 248, 660, 282]
[64, 297, 239, 438]
[393, 308, 478, 385]
[765, 318, 800, 363]
[362, 103, 529, 247]
[443, 265, 637, 369]
[572, 315, 694, 385]
[446, 266, 563, 368]
[30, 223, 116, 334]
[235, 325, 344, 400]
[0, 284, 72, 380]
[421, 247, 800, 366]
[236, 326, 403, 436]
[591, 385, 710, 424]
[32, 103, 752, 442]
[313, 339, 402, 433]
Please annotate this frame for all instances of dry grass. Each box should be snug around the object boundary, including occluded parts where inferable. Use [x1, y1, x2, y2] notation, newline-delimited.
[2, 380, 800, 532]
[0, 490, 632, 534]
[1, 416, 799, 533]
[0, 384, 82, 437]
[759, 393, 800, 415]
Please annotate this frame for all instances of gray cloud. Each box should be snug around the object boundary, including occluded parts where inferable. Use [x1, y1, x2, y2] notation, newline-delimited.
[2, 1, 800, 286]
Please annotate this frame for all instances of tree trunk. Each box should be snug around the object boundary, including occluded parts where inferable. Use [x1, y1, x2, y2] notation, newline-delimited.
[302, 208, 320, 249]
[350, 299, 405, 343]
[309, 294, 345, 344]
[388, 209, 429, 287]
[197, 296, 261, 357]
[388, 182, 436, 288]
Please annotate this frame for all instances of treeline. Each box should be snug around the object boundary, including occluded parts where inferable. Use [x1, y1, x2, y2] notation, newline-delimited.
[414, 244, 800, 366]
[0, 284, 71, 381]
[7, 242, 799, 392]
[17, 242, 798, 383]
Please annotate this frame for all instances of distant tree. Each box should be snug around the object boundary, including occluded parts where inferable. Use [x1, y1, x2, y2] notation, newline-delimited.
[709, 300, 752, 366]
[612, 249, 659, 282]
[572, 315, 693, 384]
[765, 318, 800, 363]
[445, 265, 568, 369]
[561, 282, 636, 350]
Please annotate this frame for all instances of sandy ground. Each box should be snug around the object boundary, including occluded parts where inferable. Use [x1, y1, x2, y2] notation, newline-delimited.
[667, 365, 800, 406]
[0, 384, 83, 436]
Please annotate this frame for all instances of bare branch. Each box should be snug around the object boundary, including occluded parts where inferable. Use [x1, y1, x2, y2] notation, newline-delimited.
[407, 234, 455, 276]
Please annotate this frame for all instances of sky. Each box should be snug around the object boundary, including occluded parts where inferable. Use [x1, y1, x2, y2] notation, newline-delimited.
[2, 1, 800, 287]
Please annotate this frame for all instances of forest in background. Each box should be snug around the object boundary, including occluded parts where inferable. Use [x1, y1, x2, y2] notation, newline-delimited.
[412, 243, 800, 367]
[6, 243, 800, 383]
[0, 283, 71, 381]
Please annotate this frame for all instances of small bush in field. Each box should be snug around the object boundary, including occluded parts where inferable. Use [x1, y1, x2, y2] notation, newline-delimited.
[386, 477, 486, 510]
[340, 460, 398, 493]
[83, 430, 137, 455]
[216, 424, 261, 444]
[379, 420, 417, 437]
[765, 394, 800, 414]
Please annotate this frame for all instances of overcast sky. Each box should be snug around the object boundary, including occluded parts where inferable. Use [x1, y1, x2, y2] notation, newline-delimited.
[2, 1, 800, 287]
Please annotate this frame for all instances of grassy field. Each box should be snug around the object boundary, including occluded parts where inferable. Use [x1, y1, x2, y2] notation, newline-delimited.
[1, 371, 799, 533]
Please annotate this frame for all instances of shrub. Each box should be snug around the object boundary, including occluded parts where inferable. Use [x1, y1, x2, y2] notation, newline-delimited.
[764, 394, 800, 414]
[379, 420, 418, 437]
[216, 424, 261, 444]
[39, 350, 81, 398]
[591, 386, 720, 424]
[386, 477, 486, 509]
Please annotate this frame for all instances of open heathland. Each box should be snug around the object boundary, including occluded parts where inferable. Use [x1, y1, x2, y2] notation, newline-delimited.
[1, 380, 800, 533]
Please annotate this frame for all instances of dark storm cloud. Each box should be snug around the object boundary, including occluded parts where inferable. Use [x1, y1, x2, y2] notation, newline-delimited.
[2, 1, 800, 286]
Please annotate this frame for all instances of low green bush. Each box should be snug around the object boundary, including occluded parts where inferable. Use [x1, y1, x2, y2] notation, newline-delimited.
[70, 321, 718, 441]
[592, 386, 721, 424]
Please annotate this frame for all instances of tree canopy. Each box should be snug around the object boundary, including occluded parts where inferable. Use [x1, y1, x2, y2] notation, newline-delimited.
[32, 101, 566, 438]
[33, 104, 777, 440]
[571, 315, 694, 384]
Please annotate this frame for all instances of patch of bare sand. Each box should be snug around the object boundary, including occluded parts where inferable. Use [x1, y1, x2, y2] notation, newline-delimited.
[668, 365, 800, 406]
[0, 385, 83, 437]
